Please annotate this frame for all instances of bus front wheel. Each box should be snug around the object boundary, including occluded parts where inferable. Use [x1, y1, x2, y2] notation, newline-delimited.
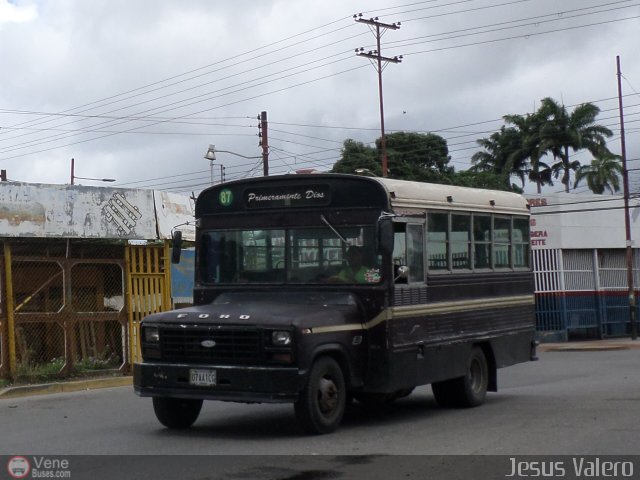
[294, 356, 346, 434]
[432, 346, 488, 408]
[152, 397, 203, 429]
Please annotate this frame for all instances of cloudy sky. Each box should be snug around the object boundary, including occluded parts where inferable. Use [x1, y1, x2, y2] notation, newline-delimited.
[0, 0, 638, 195]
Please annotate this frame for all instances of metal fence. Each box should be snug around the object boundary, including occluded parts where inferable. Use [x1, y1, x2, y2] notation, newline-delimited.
[1, 239, 171, 382]
[533, 248, 639, 340]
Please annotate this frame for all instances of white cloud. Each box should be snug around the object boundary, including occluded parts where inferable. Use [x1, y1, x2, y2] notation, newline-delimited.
[0, 0, 638, 195]
[0, 0, 36, 26]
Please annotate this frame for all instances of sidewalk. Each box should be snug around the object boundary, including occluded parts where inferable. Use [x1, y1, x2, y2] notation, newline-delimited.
[538, 337, 640, 352]
[0, 375, 132, 400]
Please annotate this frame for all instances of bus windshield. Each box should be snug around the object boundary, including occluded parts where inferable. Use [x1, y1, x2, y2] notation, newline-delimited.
[199, 225, 382, 285]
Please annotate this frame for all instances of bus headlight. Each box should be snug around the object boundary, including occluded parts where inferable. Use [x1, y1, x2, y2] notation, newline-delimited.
[144, 326, 160, 343]
[271, 330, 291, 346]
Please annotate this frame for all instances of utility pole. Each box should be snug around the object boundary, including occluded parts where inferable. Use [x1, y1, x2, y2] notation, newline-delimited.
[355, 13, 402, 177]
[617, 55, 637, 340]
[259, 111, 269, 176]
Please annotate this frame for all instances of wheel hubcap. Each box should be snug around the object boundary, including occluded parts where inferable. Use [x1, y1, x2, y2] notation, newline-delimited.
[317, 377, 338, 415]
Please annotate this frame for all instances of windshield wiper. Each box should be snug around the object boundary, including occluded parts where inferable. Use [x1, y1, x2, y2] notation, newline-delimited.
[320, 214, 349, 246]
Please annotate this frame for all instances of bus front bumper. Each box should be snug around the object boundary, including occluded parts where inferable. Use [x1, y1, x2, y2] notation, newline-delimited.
[133, 362, 302, 403]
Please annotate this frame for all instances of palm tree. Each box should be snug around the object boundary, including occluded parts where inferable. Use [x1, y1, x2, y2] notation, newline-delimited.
[471, 126, 528, 189]
[503, 111, 553, 193]
[538, 97, 613, 192]
[574, 152, 622, 194]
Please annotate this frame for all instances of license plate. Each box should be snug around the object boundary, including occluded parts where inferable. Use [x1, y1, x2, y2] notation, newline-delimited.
[189, 369, 217, 386]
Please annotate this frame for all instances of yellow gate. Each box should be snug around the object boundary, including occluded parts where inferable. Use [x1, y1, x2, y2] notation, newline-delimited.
[126, 242, 172, 364]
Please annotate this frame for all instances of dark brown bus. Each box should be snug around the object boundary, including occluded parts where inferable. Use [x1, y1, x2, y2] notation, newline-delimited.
[134, 174, 536, 434]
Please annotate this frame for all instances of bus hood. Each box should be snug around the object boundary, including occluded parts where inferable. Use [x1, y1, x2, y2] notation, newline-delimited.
[142, 291, 362, 329]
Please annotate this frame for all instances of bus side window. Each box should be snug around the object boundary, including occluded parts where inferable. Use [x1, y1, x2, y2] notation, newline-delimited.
[451, 214, 471, 270]
[513, 217, 530, 267]
[393, 223, 407, 283]
[393, 223, 425, 283]
[406, 224, 424, 283]
[427, 212, 448, 271]
[473, 214, 492, 269]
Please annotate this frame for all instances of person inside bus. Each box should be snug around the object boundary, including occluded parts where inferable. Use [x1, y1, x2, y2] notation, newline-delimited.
[329, 246, 379, 283]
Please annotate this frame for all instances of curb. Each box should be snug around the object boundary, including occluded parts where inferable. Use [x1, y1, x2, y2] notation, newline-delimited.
[540, 345, 630, 352]
[0, 376, 132, 399]
[538, 340, 640, 352]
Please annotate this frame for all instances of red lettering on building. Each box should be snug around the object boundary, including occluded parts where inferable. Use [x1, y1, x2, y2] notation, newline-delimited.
[529, 198, 548, 207]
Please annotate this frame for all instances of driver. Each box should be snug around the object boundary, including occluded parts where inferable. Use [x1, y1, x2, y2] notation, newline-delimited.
[330, 246, 375, 283]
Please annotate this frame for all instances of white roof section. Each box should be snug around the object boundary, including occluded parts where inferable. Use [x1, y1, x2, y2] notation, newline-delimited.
[0, 182, 194, 241]
[372, 177, 529, 215]
[154, 191, 195, 241]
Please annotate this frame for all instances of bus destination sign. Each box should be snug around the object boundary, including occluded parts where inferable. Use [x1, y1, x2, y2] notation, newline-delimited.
[243, 184, 331, 209]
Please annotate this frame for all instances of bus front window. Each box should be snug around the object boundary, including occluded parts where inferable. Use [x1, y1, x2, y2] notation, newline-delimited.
[288, 226, 381, 284]
[200, 230, 285, 284]
[199, 226, 381, 285]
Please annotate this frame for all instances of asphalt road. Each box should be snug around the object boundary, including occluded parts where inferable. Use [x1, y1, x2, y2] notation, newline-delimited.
[1, 349, 639, 478]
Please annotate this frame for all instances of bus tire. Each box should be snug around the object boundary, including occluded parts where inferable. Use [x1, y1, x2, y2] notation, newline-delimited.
[432, 346, 488, 408]
[152, 397, 203, 429]
[294, 356, 346, 434]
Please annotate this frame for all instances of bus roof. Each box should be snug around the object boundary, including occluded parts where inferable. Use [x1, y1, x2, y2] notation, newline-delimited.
[196, 173, 529, 216]
[370, 177, 529, 215]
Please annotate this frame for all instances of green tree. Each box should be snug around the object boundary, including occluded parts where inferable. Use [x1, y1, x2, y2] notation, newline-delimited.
[471, 126, 529, 190]
[574, 152, 622, 194]
[332, 132, 453, 183]
[503, 111, 553, 193]
[538, 97, 613, 192]
[451, 170, 523, 192]
[331, 139, 379, 175]
[383, 132, 453, 182]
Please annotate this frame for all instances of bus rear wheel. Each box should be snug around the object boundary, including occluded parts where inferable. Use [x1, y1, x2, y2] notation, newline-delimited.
[152, 397, 203, 429]
[432, 346, 488, 408]
[294, 356, 346, 434]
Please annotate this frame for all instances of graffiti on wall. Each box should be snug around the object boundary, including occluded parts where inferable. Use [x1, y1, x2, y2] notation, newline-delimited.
[103, 192, 143, 236]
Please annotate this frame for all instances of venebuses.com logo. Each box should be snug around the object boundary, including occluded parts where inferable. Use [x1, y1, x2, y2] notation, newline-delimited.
[7, 456, 30, 479]
[6, 456, 71, 478]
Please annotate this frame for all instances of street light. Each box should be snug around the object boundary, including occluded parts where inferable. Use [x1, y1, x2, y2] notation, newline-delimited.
[70, 158, 116, 185]
[204, 144, 262, 184]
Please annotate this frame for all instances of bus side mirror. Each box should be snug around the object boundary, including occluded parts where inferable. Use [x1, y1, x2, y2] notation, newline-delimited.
[394, 265, 409, 282]
[377, 218, 393, 256]
[171, 230, 182, 264]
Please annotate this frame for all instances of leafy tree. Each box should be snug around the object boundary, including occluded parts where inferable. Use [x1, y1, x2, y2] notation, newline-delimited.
[451, 170, 523, 192]
[383, 132, 453, 182]
[574, 152, 622, 194]
[331, 139, 379, 175]
[538, 97, 613, 192]
[332, 132, 453, 183]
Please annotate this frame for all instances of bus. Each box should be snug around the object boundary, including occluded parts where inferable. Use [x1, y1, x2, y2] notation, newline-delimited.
[134, 173, 536, 434]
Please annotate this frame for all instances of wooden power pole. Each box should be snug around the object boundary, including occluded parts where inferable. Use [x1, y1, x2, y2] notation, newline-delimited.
[355, 14, 402, 177]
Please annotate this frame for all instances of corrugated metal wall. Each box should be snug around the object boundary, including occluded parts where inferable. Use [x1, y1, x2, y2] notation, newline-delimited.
[534, 248, 638, 340]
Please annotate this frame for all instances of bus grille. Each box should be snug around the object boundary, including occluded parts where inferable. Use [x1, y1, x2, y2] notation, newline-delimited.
[160, 326, 261, 364]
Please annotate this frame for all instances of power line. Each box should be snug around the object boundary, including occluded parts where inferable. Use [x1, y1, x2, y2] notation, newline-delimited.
[2, 1, 636, 163]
